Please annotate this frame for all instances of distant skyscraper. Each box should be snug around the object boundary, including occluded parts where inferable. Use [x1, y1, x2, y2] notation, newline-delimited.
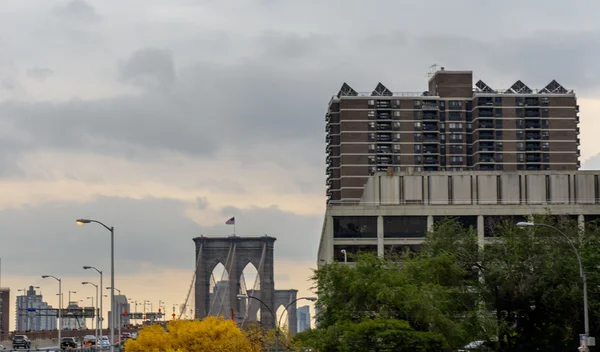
[0, 288, 9, 334]
[208, 281, 230, 318]
[297, 305, 310, 333]
[15, 286, 56, 331]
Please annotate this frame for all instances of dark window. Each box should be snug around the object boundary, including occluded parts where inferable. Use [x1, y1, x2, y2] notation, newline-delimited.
[495, 130, 503, 138]
[333, 245, 377, 262]
[333, 216, 377, 238]
[433, 216, 478, 231]
[384, 245, 421, 259]
[449, 112, 462, 121]
[383, 216, 428, 237]
[495, 108, 503, 117]
[484, 215, 528, 237]
[495, 119, 502, 128]
[494, 97, 502, 105]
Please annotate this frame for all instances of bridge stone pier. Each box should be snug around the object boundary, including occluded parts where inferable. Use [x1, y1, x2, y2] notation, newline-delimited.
[246, 289, 298, 334]
[193, 235, 276, 328]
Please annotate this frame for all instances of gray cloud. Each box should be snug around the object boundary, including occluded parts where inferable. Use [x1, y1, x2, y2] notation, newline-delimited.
[54, 0, 100, 22]
[119, 49, 176, 90]
[26, 67, 54, 81]
[195, 197, 208, 210]
[0, 196, 320, 276]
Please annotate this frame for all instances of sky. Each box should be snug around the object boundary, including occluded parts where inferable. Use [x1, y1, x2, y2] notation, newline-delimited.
[2, 0, 600, 331]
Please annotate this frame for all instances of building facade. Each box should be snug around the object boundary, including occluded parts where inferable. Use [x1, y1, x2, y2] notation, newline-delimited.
[326, 69, 580, 203]
[15, 286, 56, 331]
[0, 288, 9, 334]
[318, 170, 600, 265]
[297, 305, 310, 333]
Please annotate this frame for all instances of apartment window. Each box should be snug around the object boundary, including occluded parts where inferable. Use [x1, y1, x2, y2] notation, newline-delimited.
[496, 164, 504, 171]
[516, 131, 524, 140]
[543, 154, 550, 162]
[394, 111, 400, 117]
[517, 153, 524, 162]
[393, 133, 401, 140]
[449, 112, 462, 121]
[413, 100, 422, 107]
[449, 123, 463, 129]
[368, 111, 375, 117]
[414, 155, 422, 163]
[542, 131, 549, 140]
[414, 134, 422, 142]
[449, 100, 462, 108]
[392, 122, 401, 129]
[450, 156, 464, 163]
[542, 119, 549, 128]
[383, 216, 429, 238]
[440, 134, 446, 141]
[516, 120, 523, 129]
[542, 142, 550, 151]
[368, 100, 375, 105]
[395, 100, 400, 106]
[439, 101, 445, 108]
[495, 131, 503, 139]
[414, 145, 422, 152]
[369, 121, 375, 129]
[440, 112, 446, 121]
[466, 112, 472, 122]
[495, 119, 502, 128]
[517, 142, 524, 151]
[496, 153, 503, 162]
[542, 108, 549, 118]
[440, 122, 446, 129]
[393, 144, 401, 151]
[450, 134, 463, 141]
[467, 123, 472, 132]
[496, 142, 503, 151]
[541, 97, 549, 106]
[494, 97, 502, 105]
[516, 97, 524, 106]
[369, 144, 376, 151]
[414, 122, 422, 129]
[495, 108, 503, 117]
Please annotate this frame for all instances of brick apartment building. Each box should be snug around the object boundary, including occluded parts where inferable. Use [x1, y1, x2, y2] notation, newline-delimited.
[325, 68, 580, 203]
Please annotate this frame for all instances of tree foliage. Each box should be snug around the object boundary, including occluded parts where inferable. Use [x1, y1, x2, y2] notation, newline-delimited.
[301, 216, 600, 352]
[124, 317, 259, 352]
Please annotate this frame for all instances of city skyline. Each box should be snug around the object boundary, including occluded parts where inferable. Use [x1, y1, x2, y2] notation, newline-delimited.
[3, 0, 600, 332]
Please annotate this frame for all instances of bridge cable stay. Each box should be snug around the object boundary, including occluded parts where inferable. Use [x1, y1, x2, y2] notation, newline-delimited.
[208, 243, 234, 316]
[241, 242, 266, 326]
[179, 242, 203, 319]
[216, 242, 236, 316]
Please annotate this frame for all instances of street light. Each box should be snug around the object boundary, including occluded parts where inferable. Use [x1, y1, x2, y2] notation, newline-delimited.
[517, 221, 590, 351]
[275, 297, 317, 352]
[340, 249, 347, 263]
[42, 275, 62, 344]
[106, 286, 122, 342]
[68, 291, 77, 306]
[237, 294, 277, 347]
[83, 266, 103, 335]
[77, 218, 115, 352]
[82, 282, 99, 343]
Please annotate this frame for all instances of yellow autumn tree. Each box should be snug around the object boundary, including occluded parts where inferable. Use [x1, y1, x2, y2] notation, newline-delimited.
[125, 316, 259, 352]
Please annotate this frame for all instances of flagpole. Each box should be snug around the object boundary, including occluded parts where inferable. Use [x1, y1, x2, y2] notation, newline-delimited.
[233, 222, 236, 236]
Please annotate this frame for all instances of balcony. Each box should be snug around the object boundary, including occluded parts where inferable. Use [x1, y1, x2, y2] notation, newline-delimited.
[478, 108, 494, 117]
[477, 97, 494, 106]
[479, 132, 494, 140]
[423, 122, 439, 132]
[422, 103, 438, 111]
[479, 157, 495, 163]
[376, 101, 391, 109]
[377, 112, 391, 120]
[424, 146, 439, 154]
[422, 112, 438, 120]
[525, 132, 541, 140]
[525, 108, 541, 118]
[525, 122, 541, 129]
[376, 123, 392, 131]
[377, 133, 392, 143]
[479, 142, 495, 151]
[424, 157, 439, 164]
[423, 135, 438, 144]
[526, 142, 541, 151]
[526, 154, 542, 163]
[525, 98, 540, 106]
[479, 122, 494, 129]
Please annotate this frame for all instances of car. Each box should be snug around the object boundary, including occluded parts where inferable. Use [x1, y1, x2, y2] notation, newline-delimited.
[121, 332, 132, 340]
[100, 336, 111, 349]
[83, 335, 97, 346]
[12, 335, 31, 349]
[60, 337, 78, 349]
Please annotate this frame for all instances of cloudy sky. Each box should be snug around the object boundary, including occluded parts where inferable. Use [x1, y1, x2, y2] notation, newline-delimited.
[1, 0, 600, 330]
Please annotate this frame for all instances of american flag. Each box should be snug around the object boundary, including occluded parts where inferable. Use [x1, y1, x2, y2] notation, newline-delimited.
[225, 217, 235, 225]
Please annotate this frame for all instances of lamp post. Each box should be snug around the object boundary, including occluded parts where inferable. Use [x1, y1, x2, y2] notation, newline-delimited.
[77, 218, 115, 352]
[517, 221, 590, 351]
[340, 249, 347, 263]
[86, 297, 94, 329]
[68, 291, 77, 306]
[82, 281, 99, 343]
[42, 275, 61, 344]
[107, 286, 122, 342]
[237, 294, 276, 349]
[275, 297, 317, 352]
[83, 266, 103, 335]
